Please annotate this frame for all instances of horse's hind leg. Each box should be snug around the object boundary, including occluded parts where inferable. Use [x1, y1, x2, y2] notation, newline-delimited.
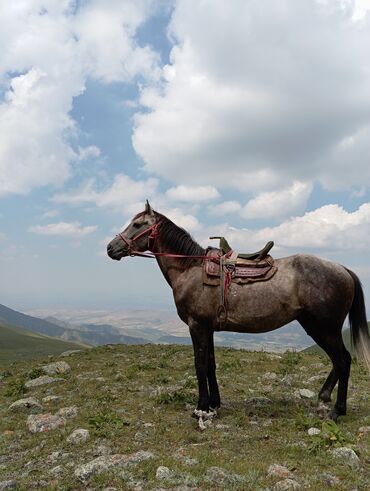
[299, 319, 351, 421]
[318, 368, 338, 403]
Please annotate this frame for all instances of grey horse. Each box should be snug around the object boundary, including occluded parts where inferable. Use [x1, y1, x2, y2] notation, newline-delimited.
[107, 202, 370, 422]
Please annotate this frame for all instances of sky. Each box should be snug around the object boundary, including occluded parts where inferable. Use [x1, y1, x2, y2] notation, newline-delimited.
[1, 0, 370, 312]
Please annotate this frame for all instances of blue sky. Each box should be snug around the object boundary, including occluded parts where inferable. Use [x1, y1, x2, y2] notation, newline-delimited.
[1, 0, 370, 312]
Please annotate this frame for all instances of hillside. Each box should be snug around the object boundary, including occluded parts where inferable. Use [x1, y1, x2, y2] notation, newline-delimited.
[303, 324, 370, 354]
[1, 344, 369, 490]
[0, 304, 149, 348]
[0, 322, 89, 362]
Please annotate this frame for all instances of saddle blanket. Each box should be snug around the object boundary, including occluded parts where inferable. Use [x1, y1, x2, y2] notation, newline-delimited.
[203, 248, 277, 286]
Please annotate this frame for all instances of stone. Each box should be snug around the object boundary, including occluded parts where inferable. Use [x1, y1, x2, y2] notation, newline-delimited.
[322, 473, 340, 487]
[50, 465, 64, 477]
[42, 361, 71, 375]
[75, 452, 154, 482]
[75, 455, 127, 482]
[246, 396, 272, 407]
[273, 479, 301, 490]
[8, 397, 43, 413]
[267, 464, 293, 479]
[308, 427, 321, 436]
[42, 395, 60, 404]
[330, 447, 360, 469]
[0, 481, 17, 490]
[26, 414, 66, 433]
[262, 372, 278, 381]
[56, 406, 78, 419]
[60, 350, 81, 357]
[67, 429, 90, 445]
[306, 375, 325, 384]
[294, 389, 315, 399]
[25, 376, 65, 388]
[358, 426, 370, 435]
[205, 466, 229, 482]
[156, 466, 171, 480]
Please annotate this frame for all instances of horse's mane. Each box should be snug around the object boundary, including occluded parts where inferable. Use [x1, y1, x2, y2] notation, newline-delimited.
[150, 211, 206, 266]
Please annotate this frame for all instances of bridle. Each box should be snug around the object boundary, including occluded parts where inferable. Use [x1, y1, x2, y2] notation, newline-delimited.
[118, 221, 161, 257]
[117, 220, 215, 261]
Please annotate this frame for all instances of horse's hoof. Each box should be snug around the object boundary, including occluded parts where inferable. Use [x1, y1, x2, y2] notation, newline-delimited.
[318, 391, 331, 403]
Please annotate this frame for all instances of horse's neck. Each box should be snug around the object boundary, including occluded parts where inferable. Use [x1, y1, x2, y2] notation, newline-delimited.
[153, 237, 199, 288]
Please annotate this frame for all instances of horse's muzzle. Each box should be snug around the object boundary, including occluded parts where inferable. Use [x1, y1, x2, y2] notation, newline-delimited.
[107, 243, 123, 261]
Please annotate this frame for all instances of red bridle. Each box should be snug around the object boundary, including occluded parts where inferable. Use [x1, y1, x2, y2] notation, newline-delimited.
[118, 220, 215, 261]
[118, 221, 161, 257]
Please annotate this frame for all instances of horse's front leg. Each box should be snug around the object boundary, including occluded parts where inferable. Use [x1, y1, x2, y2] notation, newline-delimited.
[190, 324, 210, 411]
[207, 330, 221, 410]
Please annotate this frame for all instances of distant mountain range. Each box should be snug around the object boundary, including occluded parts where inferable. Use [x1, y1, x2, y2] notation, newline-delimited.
[0, 303, 149, 349]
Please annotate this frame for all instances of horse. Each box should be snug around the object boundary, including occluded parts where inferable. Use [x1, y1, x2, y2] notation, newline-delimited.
[107, 201, 370, 423]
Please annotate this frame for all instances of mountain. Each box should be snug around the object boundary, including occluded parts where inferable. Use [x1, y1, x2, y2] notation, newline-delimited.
[0, 321, 88, 362]
[0, 303, 70, 338]
[0, 304, 149, 347]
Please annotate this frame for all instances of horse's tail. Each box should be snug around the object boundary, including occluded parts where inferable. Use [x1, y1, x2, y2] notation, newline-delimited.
[346, 268, 370, 370]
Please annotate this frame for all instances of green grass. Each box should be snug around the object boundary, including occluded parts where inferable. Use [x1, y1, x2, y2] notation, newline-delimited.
[0, 344, 369, 490]
[0, 321, 89, 362]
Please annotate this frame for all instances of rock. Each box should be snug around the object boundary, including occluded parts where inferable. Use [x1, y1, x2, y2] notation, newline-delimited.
[127, 451, 154, 464]
[306, 375, 325, 384]
[26, 414, 66, 433]
[322, 473, 340, 487]
[246, 396, 272, 407]
[330, 447, 360, 468]
[294, 389, 315, 399]
[281, 375, 294, 387]
[0, 481, 17, 490]
[75, 452, 154, 482]
[42, 395, 60, 404]
[267, 464, 293, 479]
[155, 466, 172, 480]
[75, 455, 127, 482]
[308, 427, 321, 436]
[50, 465, 64, 477]
[310, 363, 325, 370]
[56, 406, 78, 419]
[273, 478, 301, 490]
[41, 361, 71, 375]
[67, 429, 90, 445]
[8, 397, 43, 413]
[262, 372, 278, 381]
[358, 426, 370, 435]
[60, 350, 81, 357]
[205, 466, 228, 482]
[25, 376, 65, 388]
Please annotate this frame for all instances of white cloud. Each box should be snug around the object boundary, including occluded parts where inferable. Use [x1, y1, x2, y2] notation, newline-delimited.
[207, 200, 242, 216]
[166, 184, 219, 202]
[241, 181, 313, 220]
[53, 174, 159, 214]
[162, 208, 201, 231]
[0, 1, 159, 196]
[207, 202, 370, 253]
[29, 221, 97, 237]
[133, 0, 370, 192]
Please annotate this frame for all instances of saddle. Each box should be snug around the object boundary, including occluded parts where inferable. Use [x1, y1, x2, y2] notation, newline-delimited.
[204, 237, 277, 285]
[204, 237, 277, 325]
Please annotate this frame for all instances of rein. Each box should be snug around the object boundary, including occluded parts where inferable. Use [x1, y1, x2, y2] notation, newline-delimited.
[118, 221, 214, 261]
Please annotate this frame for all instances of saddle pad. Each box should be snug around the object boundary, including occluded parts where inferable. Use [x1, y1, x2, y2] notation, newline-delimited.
[203, 248, 277, 286]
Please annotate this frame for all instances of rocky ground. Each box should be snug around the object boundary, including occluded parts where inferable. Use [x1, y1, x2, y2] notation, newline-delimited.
[0, 344, 369, 490]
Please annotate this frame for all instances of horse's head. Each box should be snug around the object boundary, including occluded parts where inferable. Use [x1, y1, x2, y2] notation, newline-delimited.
[107, 201, 158, 260]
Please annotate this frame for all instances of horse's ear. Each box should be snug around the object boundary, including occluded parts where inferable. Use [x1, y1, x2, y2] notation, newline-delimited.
[145, 200, 154, 215]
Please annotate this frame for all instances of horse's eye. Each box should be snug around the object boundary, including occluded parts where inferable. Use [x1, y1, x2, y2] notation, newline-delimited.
[133, 222, 141, 228]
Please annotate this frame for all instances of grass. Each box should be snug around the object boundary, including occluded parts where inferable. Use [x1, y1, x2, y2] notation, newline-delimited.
[0, 321, 89, 362]
[0, 343, 369, 489]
